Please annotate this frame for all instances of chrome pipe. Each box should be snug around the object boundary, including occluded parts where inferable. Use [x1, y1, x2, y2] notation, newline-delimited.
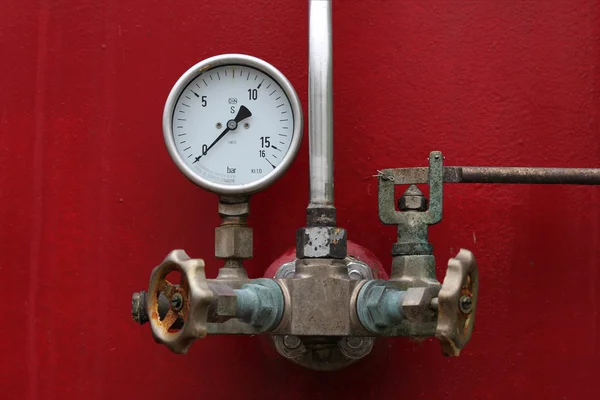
[308, 0, 334, 207]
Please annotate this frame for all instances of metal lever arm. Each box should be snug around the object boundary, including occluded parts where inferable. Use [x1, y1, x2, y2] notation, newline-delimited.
[380, 166, 600, 186]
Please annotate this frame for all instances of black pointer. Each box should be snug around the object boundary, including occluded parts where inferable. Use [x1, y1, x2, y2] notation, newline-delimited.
[192, 105, 252, 163]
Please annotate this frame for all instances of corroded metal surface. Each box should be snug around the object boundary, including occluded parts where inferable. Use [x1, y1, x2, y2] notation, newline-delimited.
[270, 255, 378, 371]
[356, 281, 405, 335]
[306, 205, 336, 227]
[146, 250, 213, 354]
[235, 278, 284, 332]
[134, 150, 598, 362]
[380, 166, 600, 185]
[278, 259, 361, 336]
[379, 152, 444, 259]
[461, 166, 600, 184]
[296, 226, 347, 259]
[378, 151, 444, 226]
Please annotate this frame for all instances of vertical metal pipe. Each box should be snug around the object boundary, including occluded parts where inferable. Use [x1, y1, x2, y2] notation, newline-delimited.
[308, 0, 334, 207]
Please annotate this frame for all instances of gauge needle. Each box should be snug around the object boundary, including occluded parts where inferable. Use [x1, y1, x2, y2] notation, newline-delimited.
[193, 105, 252, 163]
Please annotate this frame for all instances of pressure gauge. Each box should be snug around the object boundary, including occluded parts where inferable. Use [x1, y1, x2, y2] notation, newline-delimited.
[163, 54, 303, 195]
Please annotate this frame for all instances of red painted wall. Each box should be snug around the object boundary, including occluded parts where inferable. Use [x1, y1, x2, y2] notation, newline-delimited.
[1, 0, 599, 399]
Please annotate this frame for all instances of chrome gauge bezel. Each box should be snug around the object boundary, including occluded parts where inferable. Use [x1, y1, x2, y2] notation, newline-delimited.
[163, 54, 304, 195]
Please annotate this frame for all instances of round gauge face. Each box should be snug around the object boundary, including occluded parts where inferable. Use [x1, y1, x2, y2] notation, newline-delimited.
[163, 54, 303, 195]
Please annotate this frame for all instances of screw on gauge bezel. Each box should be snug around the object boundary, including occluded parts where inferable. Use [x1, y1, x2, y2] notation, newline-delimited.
[162, 54, 304, 196]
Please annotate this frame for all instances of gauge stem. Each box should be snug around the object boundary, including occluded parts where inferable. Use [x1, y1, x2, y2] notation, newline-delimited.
[308, 0, 335, 220]
[215, 198, 251, 281]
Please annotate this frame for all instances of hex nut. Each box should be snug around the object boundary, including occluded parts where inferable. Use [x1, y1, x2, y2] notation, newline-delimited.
[218, 202, 249, 217]
[398, 195, 428, 211]
[365, 285, 388, 328]
[296, 227, 347, 259]
[254, 285, 278, 327]
[283, 335, 302, 349]
[401, 286, 439, 322]
[207, 282, 238, 322]
[236, 279, 284, 332]
[274, 335, 306, 359]
[338, 336, 375, 360]
[215, 226, 253, 259]
[306, 205, 336, 226]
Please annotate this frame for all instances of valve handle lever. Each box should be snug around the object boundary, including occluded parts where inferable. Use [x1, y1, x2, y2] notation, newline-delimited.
[435, 248, 478, 356]
[146, 249, 213, 354]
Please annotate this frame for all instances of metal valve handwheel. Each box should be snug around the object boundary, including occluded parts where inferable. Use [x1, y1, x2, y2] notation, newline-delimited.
[435, 248, 479, 356]
[146, 250, 213, 354]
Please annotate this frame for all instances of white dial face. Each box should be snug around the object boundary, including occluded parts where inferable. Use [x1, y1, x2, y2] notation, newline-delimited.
[170, 65, 295, 187]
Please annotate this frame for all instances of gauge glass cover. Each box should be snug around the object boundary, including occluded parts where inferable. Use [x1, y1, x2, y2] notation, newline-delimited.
[163, 54, 303, 195]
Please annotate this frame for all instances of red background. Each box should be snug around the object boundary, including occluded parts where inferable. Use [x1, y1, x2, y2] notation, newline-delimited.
[1, 0, 599, 399]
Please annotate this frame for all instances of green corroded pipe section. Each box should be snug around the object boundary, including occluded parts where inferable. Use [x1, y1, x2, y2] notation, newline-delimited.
[235, 278, 284, 332]
[357, 281, 406, 335]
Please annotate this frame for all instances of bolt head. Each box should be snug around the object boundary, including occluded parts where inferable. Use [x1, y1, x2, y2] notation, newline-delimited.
[215, 225, 253, 259]
[401, 286, 439, 322]
[398, 184, 428, 211]
[171, 293, 183, 311]
[365, 285, 388, 328]
[398, 195, 428, 211]
[207, 283, 238, 322]
[348, 269, 363, 280]
[283, 335, 301, 349]
[296, 227, 347, 259]
[346, 337, 364, 349]
[459, 295, 473, 314]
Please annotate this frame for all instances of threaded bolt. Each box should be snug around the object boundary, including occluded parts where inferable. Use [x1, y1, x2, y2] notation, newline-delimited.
[283, 335, 301, 349]
[346, 337, 364, 349]
[171, 293, 183, 312]
[459, 295, 473, 314]
[132, 291, 148, 325]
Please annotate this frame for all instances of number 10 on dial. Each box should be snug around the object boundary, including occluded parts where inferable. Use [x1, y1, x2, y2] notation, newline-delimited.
[163, 54, 303, 196]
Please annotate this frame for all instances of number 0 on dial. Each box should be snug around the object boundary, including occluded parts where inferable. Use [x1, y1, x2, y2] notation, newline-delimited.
[163, 54, 303, 195]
